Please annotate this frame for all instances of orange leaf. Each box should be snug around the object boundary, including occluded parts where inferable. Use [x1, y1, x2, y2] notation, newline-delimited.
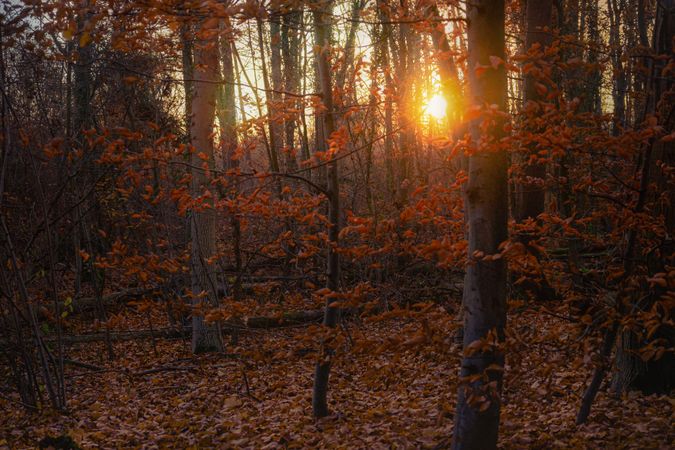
[489, 55, 503, 69]
[79, 250, 90, 262]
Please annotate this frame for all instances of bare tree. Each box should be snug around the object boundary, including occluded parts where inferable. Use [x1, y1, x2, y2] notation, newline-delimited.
[311, 0, 341, 419]
[189, 25, 223, 353]
[452, 0, 509, 448]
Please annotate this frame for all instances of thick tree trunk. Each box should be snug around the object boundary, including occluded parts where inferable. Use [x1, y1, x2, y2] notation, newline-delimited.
[189, 27, 223, 354]
[312, 0, 341, 418]
[451, 1, 508, 449]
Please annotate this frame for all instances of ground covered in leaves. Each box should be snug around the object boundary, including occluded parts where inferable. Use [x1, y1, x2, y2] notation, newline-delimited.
[2, 309, 673, 449]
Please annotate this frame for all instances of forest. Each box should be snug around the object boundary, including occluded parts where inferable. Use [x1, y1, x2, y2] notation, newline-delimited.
[0, 0, 673, 448]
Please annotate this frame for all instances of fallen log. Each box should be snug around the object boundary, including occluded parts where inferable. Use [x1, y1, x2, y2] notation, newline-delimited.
[57, 327, 190, 344]
[63, 358, 104, 371]
[72, 288, 157, 313]
[12, 309, 326, 346]
[70, 284, 315, 312]
[244, 309, 324, 328]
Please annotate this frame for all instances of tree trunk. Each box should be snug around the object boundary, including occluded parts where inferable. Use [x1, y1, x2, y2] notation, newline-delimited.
[217, 27, 242, 300]
[512, 0, 558, 301]
[282, 9, 302, 171]
[257, 17, 282, 176]
[189, 26, 223, 354]
[376, 0, 395, 197]
[428, 2, 460, 125]
[608, 0, 627, 134]
[336, 0, 366, 93]
[73, 1, 93, 137]
[451, 1, 509, 448]
[180, 24, 194, 141]
[311, 0, 341, 418]
[396, 10, 413, 207]
[270, 11, 286, 166]
[515, 0, 552, 221]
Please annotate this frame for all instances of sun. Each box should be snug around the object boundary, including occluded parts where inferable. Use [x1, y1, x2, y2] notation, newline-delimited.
[424, 94, 448, 120]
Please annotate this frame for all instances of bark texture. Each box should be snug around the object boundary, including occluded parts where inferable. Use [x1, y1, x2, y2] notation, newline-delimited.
[451, 1, 508, 448]
[189, 32, 223, 354]
[311, 0, 341, 418]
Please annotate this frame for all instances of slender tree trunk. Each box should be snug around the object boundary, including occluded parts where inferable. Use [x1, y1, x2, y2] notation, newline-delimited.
[312, 0, 341, 418]
[181, 24, 194, 141]
[585, 1, 602, 114]
[451, 1, 509, 448]
[270, 10, 286, 167]
[73, 0, 93, 138]
[336, 0, 366, 93]
[396, 9, 413, 206]
[376, 0, 395, 197]
[299, 13, 312, 169]
[608, 0, 627, 134]
[257, 17, 282, 175]
[515, 0, 552, 221]
[282, 9, 302, 171]
[72, 0, 95, 297]
[512, 0, 559, 301]
[189, 26, 223, 354]
[428, 2, 460, 125]
[217, 27, 242, 300]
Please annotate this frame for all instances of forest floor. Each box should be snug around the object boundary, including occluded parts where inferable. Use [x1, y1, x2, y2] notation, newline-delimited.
[1, 304, 673, 449]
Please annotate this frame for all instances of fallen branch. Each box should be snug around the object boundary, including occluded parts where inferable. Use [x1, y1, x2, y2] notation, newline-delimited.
[244, 309, 324, 328]
[71, 288, 157, 313]
[0, 309, 331, 349]
[134, 365, 197, 376]
[55, 327, 190, 344]
[63, 358, 104, 371]
[22, 310, 324, 345]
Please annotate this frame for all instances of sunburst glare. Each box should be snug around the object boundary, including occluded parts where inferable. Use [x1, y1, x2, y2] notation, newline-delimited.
[424, 94, 448, 120]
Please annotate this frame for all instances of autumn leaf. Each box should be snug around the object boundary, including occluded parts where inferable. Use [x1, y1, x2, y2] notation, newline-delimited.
[489, 55, 503, 69]
[79, 250, 90, 262]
